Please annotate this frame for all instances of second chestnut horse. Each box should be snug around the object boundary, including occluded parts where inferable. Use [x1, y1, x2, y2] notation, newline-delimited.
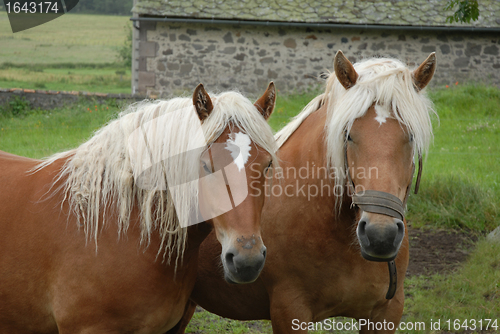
[170, 52, 437, 333]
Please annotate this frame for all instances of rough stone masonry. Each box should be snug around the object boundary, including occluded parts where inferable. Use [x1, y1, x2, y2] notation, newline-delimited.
[136, 21, 499, 97]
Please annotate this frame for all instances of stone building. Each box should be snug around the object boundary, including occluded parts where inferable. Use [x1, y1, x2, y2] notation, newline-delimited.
[131, 0, 500, 97]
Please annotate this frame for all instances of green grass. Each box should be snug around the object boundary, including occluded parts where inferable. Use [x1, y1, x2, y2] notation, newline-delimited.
[0, 12, 131, 93]
[187, 309, 273, 334]
[0, 66, 132, 94]
[187, 309, 362, 334]
[403, 239, 500, 333]
[407, 176, 499, 231]
[406, 85, 500, 232]
[0, 100, 120, 158]
[268, 86, 322, 131]
[425, 85, 500, 194]
[0, 12, 129, 64]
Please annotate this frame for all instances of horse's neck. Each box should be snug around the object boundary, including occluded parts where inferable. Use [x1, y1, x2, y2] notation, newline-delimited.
[279, 105, 329, 168]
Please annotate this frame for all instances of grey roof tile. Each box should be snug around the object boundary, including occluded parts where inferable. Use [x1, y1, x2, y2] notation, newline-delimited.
[133, 0, 500, 28]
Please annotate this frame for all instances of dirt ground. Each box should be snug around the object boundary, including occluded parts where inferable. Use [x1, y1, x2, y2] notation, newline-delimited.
[407, 225, 478, 276]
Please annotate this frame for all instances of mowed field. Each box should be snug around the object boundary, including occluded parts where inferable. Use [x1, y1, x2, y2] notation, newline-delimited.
[1, 12, 500, 334]
[0, 12, 128, 64]
[0, 12, 131, 93]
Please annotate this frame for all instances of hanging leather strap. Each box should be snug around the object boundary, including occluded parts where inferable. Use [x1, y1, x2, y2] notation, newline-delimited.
[386, 261, 398, 299]
[414, 154, 423, 194]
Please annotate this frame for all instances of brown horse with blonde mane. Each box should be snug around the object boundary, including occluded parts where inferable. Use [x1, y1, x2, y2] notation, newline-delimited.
[170, 52, 437, 333]
[0, 83, 278, 333]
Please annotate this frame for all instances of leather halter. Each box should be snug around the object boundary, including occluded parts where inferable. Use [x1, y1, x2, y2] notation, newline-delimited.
[344, 141, 423, 299]
[352, 190, 404, 221]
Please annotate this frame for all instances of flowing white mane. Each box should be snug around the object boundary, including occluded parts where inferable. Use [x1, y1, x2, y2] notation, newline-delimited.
[36, 91, 277, 263]
[276, 57, 436, 207]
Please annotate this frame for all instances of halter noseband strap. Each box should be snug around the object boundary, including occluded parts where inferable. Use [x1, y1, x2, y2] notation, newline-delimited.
[352, 191, 404, 221]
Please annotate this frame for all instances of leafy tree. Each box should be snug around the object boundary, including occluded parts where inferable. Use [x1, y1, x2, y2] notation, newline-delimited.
[117, 23, 133, 68]
[445, 0, 480, 23]
[70, 0, 134, 16]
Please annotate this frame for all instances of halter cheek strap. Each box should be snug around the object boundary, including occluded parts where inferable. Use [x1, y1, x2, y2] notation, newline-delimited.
[414, 154, 423, 194]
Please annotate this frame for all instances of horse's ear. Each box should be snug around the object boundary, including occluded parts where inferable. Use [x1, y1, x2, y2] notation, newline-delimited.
[193, 83, 214, 121]
[334, 50, 358, 90]
[254, 82, 276, 120]
[413, 52, 436, 92]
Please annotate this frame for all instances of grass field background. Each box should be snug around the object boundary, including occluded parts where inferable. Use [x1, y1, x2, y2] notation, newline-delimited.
[1, 11, 499, 333]
[0, 12, 131, 93]
[0, 12, 129, 64]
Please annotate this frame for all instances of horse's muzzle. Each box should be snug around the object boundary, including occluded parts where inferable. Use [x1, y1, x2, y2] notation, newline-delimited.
[357, 217, 405, 262]
[222, 245, 267, 284]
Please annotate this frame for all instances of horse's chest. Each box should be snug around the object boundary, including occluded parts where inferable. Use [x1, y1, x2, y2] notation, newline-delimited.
[133, 295, 191, 334]
[302, 256, 390, 317]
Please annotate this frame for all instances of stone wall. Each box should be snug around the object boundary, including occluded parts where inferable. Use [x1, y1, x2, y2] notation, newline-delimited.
[135, 21, 500, 97]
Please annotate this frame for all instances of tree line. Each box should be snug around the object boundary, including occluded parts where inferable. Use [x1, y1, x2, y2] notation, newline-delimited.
[69, 0, 134, 16]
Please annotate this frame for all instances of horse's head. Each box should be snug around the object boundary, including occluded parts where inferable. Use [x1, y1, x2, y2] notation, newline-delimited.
[334, 51, 436, 261]
[192, 83, 276, 283]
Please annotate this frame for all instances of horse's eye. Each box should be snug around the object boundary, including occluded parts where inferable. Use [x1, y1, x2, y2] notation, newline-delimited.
[347, 134, 353, 142]
[409, 134, 414, 142]
[202, 161, 212, 174]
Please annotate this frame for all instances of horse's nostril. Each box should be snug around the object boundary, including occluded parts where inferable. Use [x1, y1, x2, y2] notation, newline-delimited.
[225, 252, 235, 265]
[358, 219, 367, 232]
[223, 250, 238, 274]
[224, 251, 237, 274]
[393, 220, 405, 247]
[357, 219, 370, 247]
[262, 248, 267, 258]
[396, 220, 405, 233]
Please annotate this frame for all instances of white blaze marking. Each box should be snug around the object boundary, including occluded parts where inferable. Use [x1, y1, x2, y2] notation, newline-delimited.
[374, 104, 391, 125]
[226, 132, 251, 171]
